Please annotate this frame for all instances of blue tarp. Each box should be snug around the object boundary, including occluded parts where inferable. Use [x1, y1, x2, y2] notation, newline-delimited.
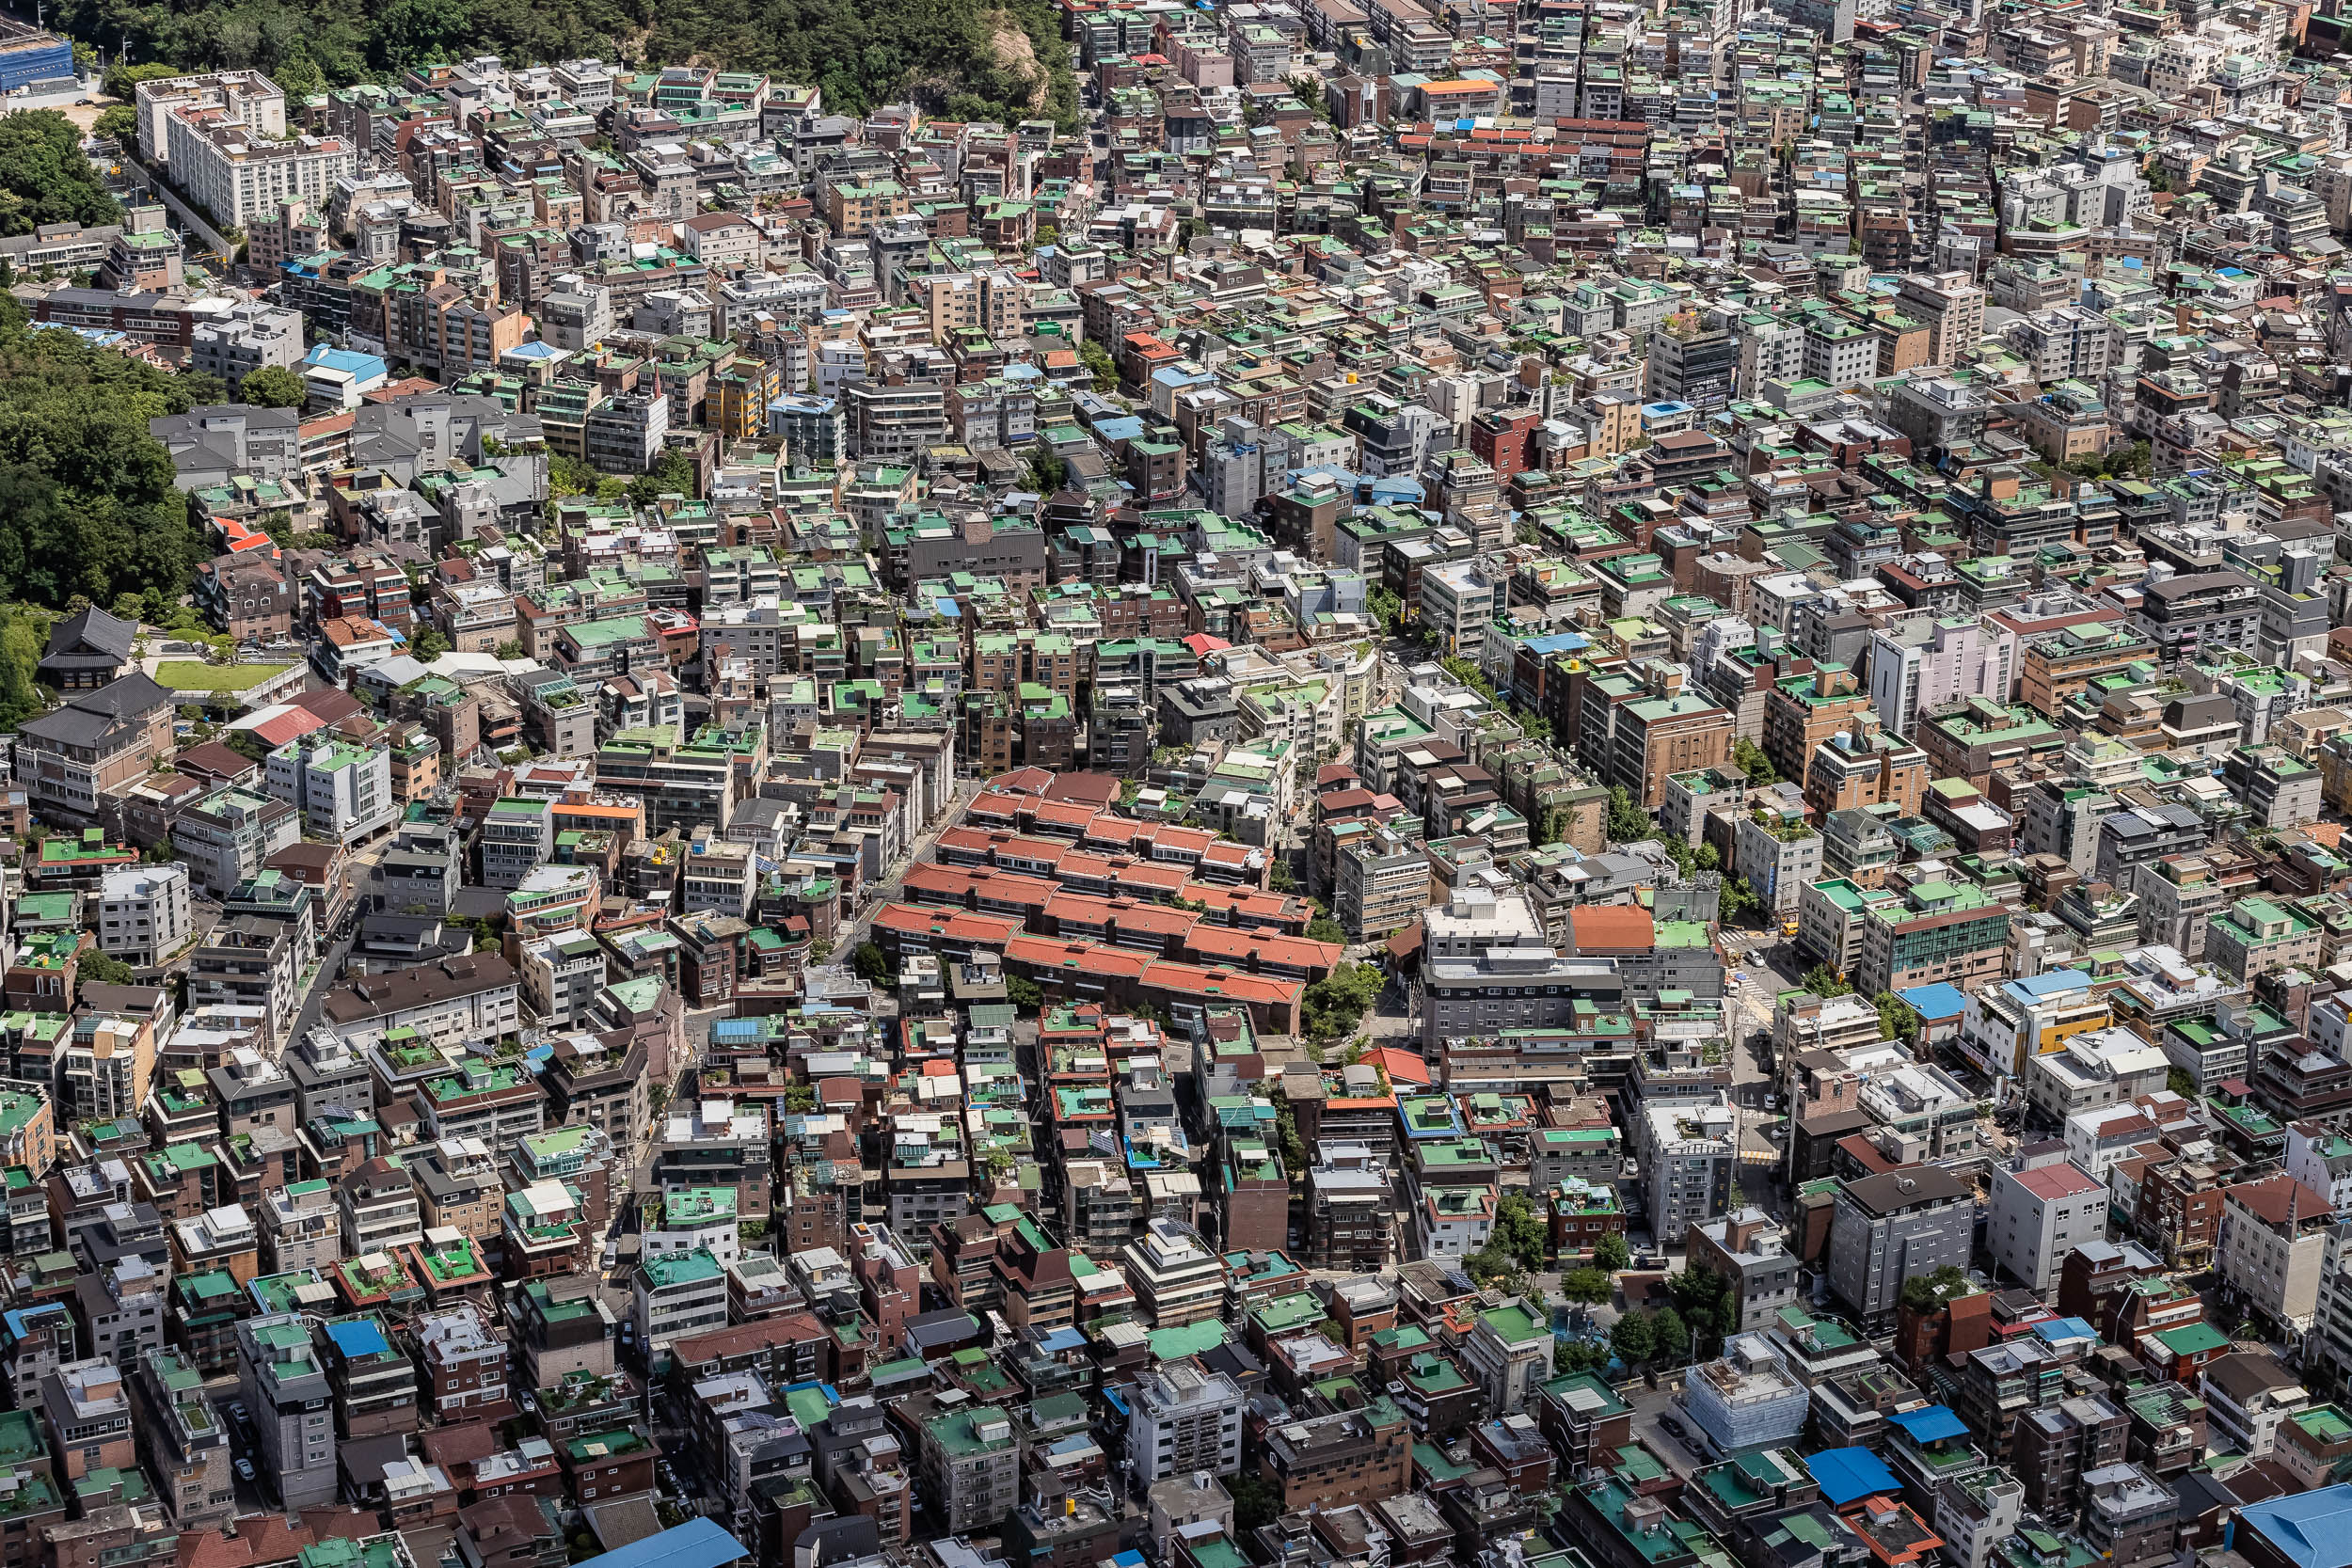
[1886, 1405, 1968, 1444]
[325, 1320, 389, 1358]
[578, 1520, 748, 1568]
[1894, 981, 1968, 1021]
[1804, 1448, 1899, 1506]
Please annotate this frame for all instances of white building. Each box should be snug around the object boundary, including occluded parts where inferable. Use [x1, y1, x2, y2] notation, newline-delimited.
[2023, 1024, 2170, 1125]
[1681, 1335, 1810, 1456]
[265, 736, 395, 846]
[164, 105, 359, 230]
[1868, 615, 1994, 740]
[2200, 1352, 2310, 1460]
[190, 303, 306, 394]
[2217, 1174, 2333, 1334]
[95, 863, 193, 968]
[633, 1247, 730, 1370]
[1986, 1149, 2107, 1295]
[1421, 562, 1502, 663]
[1126, 1364, 1245, 1481]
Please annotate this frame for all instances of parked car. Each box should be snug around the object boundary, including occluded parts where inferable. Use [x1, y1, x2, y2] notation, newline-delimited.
[1659, 1416, 1687, 1440]
[234, 1459, 255, 1481]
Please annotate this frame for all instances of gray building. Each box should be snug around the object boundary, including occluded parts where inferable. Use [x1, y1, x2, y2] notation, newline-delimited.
[1827, 1166, 1973, 1330]
[1688, 1209, 1803, 1331]
[1635, 1096, 1737, 1239]
[236, 1313, 337, 1507]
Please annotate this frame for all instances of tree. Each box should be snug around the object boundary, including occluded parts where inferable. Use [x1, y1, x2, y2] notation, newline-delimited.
[1557, 1340, 1613, 1373]
[1875, 990, 1917, 1045]
[1803, 964, 1853, 998]
[411, 626, 451, 659]
[1005, 974, 1043, 1016]
[849, 941, 890, 984]
[494, 639, 524, 660]
[1230, 1473, 1280, 1533]
[1268, 857, 1295, 894]
[1595, 1233, 1630, 1272]
[1718, 876, 1764, 926]
[1609, 1310, 1655, 1366]
[2166, 1066, 2200, 1099]
[1078, 338, 1116, 389]
[0, 293, 218, 611]
[92, 104, 137, 144]
[1693, 840, 1721, 873]
[79, 951, 136, 986]
[1731, 736, 1779, 787]
[237, 365, 308, 410]
[1899, 1264, 1973, 1315]
[1560, 1267, 1613, 1305]
[628, 448, 695, 508]
[1301, 960, 1383, 1041]
[1605, 785, 1650, 846]
[782, 1082, 817, 1112]
[1651, 1306, 1690, 1365]
[1494, 1190, 1547, 1271]
[1660, 832, 1697, 878]
[1307, 913, 1345, 945]
[1270, 1083, 1307, 1175]
[0, 112, 120, 237]
[0, 606, 46, 728]
[1663, 1266, 1737, 1363]
[1024, 446, 1068, 493]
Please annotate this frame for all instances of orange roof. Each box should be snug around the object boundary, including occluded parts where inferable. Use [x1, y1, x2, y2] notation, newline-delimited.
[1182, 925, 1340, 972]
[872, 904, 1024, 944]
[1570, 904, 1656, 952]
[1007, 933, 1152, 978]
[1139, 958, 1301, 1007]
[1361, 1047, 1433, 1085]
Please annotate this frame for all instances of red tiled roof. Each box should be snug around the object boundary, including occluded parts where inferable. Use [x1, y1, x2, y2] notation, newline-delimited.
[247, 706, 329, 748]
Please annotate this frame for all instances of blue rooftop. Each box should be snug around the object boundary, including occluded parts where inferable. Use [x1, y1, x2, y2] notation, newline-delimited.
[2013, 968, 2090, 998]
[1886, 1405, 1968, 1445]
[326, 1320, 389, 1358]
[577, 1520, 748, 1568]
[2233, 1485, 2352, 1568]
[1804, 1447, 1899, 1507]
[1894, 982, 1968, 1021]
[301, 345, 387, 377]
[2030, 1316, 2097, 1344]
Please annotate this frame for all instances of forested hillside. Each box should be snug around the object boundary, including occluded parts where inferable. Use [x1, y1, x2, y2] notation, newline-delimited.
[0, 113, 120, 238]
[0, 293, 214, 612]
[64, 0, 1078, 128]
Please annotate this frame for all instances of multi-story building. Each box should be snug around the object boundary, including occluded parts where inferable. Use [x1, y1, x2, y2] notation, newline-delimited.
[130, 1349, 231, 1528]
[93, 866, 192, 969]
[1126, 1364, 1244, 1481]
[235, 1314, 336, 1508]
[1987, 1148, 2108, 1296]
[1828, 1166, 1973, 1330]
[919, 1405, 1019, 1532]
[1686, 1209, 1803, 1331]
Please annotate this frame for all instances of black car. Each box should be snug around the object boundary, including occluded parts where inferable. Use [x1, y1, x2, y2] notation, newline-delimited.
[1659, 1416, 1686, 1440]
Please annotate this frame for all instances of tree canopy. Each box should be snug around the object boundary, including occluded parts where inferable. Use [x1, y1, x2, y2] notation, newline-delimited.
[0, 112, 120, 238]
[0, 293, 217, 610]
[66, 0, 1081, 133]
[237, 364, 309, 410]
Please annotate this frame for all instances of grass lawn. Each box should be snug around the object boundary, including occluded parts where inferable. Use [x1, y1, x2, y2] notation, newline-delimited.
[154, 660, 291, 694]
